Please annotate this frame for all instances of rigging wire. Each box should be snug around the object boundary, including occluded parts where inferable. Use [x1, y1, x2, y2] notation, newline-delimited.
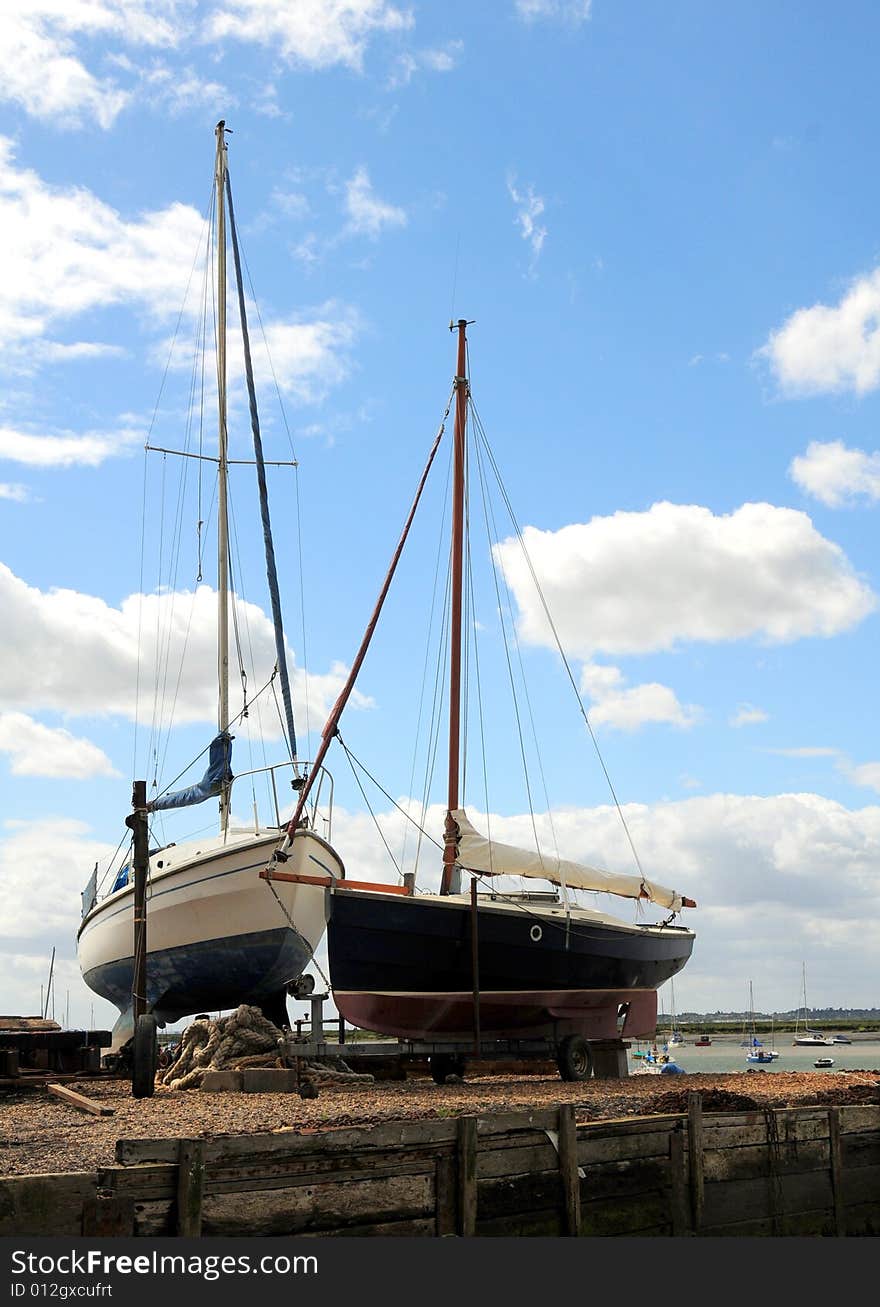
[467, 391, 650, 887]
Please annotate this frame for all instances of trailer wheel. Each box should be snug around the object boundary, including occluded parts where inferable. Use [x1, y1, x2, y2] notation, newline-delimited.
[430, 1053, 466, 1084]
[132, 1014, 158, 1098]
[557, 1034, 592, 1082]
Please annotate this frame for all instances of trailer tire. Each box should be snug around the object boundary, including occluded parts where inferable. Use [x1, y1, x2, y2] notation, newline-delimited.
[557, 1034, 592, 1082]
[132, 1014, 158, 1098]
[430, 1053, 466, 1084]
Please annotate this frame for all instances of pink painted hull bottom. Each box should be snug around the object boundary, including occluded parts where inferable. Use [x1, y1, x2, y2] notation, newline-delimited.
[336, 988, 658, 1042]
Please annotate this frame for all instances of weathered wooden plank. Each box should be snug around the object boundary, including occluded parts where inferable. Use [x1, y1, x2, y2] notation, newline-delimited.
[841, 1162, 880, 1206]
[669, 1127, 690, 1236]
[0, 1173, 100, 1236]
[581, 1190, 672, 1237]
[702, 1169, 833, 1228]
[827, 1108, 845, 1236]
[841, 1200, 880, 1237]
[687, 1092, 704, 1232]
[176, 1139, 205, 1238]
[579, 1155, 671, 1202]
[47, 1083, 114, 1116]
[838, 1105, 880, 1134]
[701, 1138, 829, 1183]
[116, 1117, 460, 1165]
[478, 1139, 557, 1179]
[841, 1129, 880, 1169]
[700, 1209, 834, 1237]
[200, 1172, 435, 1237]
[476, 1208, 561, 1237]
[457, 1115, 477, 1237]
[579, 1127, 676, 1165]
[477, 1170, 560, 1221]
[558, 1104, 580, 1236]
[81, 1192, 134, 1236]
[435, 1157, 456, 1236]
[302, 1217, 437, 1238]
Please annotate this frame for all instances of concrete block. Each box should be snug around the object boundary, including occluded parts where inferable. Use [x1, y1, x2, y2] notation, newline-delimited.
[242, 1067, 299, 1093]
[201, 1070, 243, 1092]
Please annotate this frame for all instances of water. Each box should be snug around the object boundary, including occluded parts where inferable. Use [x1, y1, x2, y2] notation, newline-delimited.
[629, 1037, 880, 1076]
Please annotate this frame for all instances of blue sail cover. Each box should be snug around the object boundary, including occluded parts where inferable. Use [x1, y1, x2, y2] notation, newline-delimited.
[147, 731, 234, 812]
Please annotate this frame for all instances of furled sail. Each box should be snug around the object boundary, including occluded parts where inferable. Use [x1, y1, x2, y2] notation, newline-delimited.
[147, 732, 234, 813]
[450, 808, 691, 912]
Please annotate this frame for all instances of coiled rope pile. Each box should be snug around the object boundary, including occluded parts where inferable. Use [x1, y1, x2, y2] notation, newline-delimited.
[159, 1004, 373, 1091]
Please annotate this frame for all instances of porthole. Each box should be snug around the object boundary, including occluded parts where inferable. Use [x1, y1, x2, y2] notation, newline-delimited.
[530, 924, 543, 942]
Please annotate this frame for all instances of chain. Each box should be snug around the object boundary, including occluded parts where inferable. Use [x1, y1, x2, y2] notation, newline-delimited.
[262, 875, 332, 991]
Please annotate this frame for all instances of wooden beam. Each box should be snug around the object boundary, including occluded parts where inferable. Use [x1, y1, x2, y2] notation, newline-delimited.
[259, 870, 412, 895]
[669, 1126, 690, 1236]
[828, 1107, 846, 1236]
[457, 1116, 477, 1236]
[687, 1091, 704, 1232]
[47, 1083, 114, 1116]
[557, 1103, 581, 1235]
[176, 1138, 206, 1237]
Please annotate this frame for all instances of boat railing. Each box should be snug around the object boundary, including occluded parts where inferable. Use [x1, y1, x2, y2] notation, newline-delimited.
[229, 759, 335, 840]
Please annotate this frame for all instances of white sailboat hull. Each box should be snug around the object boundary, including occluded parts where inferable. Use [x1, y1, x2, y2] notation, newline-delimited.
[78, 826, 341, 1043]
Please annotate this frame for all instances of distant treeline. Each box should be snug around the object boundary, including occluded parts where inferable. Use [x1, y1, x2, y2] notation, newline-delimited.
[675, 1009, 880, 1021]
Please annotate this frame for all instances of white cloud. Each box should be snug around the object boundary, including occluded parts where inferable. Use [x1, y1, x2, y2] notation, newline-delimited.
[0, 425, 140, 468]
[343, 167, 407, 239]
[515, 1, 593, 22]
[0, 137, 208, 355]
[0, 563, 368, 734]
[205, 0, 413, 69]
[0, 483, 29, 502]
[0, 2, 182, 128]
[136, 61, 231, 114]
[580, 663, 700, 732]
[163, 301, 361, 405]
[387, 41, 462, 88]
[494, 501, 876, 657]
[507, 176, 547, 265]
[790, 439, 880, 507]
[0, 816, 117, 942]
[730, 703, 768, 727]
[0, 712, 118, 779]
[761, 267, 880, 395]
[842, 760, 880, 794]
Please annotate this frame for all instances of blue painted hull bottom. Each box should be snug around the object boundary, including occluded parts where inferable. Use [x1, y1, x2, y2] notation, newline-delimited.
[82, 926, 310, 1027]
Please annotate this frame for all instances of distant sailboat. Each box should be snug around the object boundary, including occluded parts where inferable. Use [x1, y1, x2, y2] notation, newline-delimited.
[792, 963, 833, 1046]
[745, 981, 778, 1064]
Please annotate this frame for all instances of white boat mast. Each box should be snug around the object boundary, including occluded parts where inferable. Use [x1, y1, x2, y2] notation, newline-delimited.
[215, 120, 231, 835]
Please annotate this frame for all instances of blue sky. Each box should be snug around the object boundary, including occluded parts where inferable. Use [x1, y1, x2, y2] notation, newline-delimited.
[2, 1, 880, 1029]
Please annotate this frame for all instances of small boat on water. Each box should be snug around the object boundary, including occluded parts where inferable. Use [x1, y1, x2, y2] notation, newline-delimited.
[745, 981, 780, 1064]
[632, 1046, 686, 1075]
[792, 963, 834, 1046]
[694, 1034, 712, 1047]
[831, 1034, 852, 1044]
[814, 1057, 834, 1068]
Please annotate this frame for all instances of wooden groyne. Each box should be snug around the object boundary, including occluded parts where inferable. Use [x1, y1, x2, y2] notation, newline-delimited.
[1, 1095, 878, 1237]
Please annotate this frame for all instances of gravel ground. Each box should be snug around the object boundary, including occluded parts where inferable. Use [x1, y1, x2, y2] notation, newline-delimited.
[3, 1067, 879, 1176]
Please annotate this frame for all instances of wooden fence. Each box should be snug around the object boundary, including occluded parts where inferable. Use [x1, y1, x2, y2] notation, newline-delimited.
[2, 1096, 878, 1237]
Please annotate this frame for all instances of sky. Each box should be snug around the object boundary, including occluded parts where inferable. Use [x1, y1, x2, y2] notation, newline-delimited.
[2, 0, 880, 1031]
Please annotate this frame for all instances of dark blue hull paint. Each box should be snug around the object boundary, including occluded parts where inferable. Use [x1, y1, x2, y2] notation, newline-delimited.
[82, 926, 311, 1024]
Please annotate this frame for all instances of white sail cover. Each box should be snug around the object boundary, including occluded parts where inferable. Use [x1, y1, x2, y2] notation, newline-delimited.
[450, 808, 685, 912]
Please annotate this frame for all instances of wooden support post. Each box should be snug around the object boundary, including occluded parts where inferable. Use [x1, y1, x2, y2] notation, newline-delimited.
[687, 1091, 704, 1233]
[176, 1138, 206, 1237]
[669, 1125, 690, 1236]
[557, 1103, 581, 1235]
[48, 1083, 114, 1116]
[435, 1157, 457, 1236]
[457, 1115, 477, 1237]
[828, 1107, 846, 1236]
[127, 780, 149, 1024]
